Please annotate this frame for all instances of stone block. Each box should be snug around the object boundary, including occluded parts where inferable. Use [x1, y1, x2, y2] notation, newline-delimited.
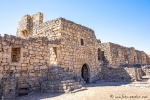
[40, 60, 45, 63]
[0, 73, 3, 79]
[21, 48, 28, 52]
[29, 73, 35, 77]
[4, 66, 10, 70]
[2, 41, 7, 45]
[28, 65, 34, 70]
[2, 58, 7, 63]
[22, 71, 28, 77]
[22, 64, 28, 67]
[16, 66, 22, 70]
[15, 73, 21, 77]
[0, 67, 3, 71]
[10, 66, 15, 70]
[28, 46, 32, 50]
[34, 59, 39, 63]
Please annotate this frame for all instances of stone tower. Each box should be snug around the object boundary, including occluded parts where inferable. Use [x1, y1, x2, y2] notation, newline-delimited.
[16, 12, 43, 38]
[32, 12, 43, 26]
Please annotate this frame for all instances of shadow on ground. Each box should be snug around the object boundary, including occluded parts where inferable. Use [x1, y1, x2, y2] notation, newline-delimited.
[84, 76, 150, 88]
[17, 93, 64, 100]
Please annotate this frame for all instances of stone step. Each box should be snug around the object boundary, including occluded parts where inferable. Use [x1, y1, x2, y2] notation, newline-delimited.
[41, 79, 82, 92]
[60, 79, 74, 83]
[70, 84, 82, 90]
[68, 82, 80, 86]
[41, 66, 83, 93]
[70, 87, 87, 93]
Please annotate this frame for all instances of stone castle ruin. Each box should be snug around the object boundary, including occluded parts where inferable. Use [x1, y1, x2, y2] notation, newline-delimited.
[0, 12, 150, 100]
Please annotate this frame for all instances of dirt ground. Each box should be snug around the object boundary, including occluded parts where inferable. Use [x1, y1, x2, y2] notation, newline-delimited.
[17, 76, 150, 100]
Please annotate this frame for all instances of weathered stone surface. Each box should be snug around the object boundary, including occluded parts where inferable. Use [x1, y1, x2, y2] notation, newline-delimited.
[0, 12, 149, 99]
[99, 42, 149, 67]
[142, 65, 150, 75]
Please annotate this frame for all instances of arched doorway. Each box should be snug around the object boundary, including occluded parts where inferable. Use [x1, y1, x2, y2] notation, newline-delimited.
[81, 64, 89, 83]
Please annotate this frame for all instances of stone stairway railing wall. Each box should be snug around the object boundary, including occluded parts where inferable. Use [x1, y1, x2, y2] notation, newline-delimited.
[41, 66, 83, 93]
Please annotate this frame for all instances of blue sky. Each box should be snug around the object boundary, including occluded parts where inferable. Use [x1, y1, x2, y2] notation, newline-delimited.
[0, 0, 150, 53]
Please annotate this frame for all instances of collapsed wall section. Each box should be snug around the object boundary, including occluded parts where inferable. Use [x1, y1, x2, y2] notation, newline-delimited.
[17, 14, 62, 41]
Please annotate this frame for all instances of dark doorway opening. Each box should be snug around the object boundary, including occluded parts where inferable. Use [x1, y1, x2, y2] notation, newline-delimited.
[18, 88, 28, 96]
[101, 51, 105, 61]
[81, 64, 89, 83]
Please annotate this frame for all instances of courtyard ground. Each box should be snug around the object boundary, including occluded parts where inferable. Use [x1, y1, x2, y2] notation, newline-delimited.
[17, 76, 150, 100]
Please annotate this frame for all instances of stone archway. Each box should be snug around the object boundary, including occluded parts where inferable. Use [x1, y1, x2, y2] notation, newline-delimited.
[81, 64, 90, 83]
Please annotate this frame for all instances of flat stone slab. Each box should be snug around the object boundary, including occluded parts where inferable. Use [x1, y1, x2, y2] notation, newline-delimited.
[70, 87, 87, 93]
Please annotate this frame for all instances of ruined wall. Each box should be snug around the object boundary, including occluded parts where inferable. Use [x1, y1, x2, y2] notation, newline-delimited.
[16, 12, 150, 82]
[100, 42, 150, 67]
[135, 50, 148, 64]
[148, 55, 150, 64]
[0, 34, 85, 100]
[16, 15, 33, 38]
[136, 50, 143, 64]
[142, 65, 150, 75]
[146, 55, 150, 65]
[17, 12, 61, 41]
[1, 11, 149, 99]
[109, 43, 137, 67]
[0, 34, 60, 99]
[99, 42, 111, 64]
[31, 18, 61, 40]
[58, 18, 100, 82]
[16, 13, 101, 82]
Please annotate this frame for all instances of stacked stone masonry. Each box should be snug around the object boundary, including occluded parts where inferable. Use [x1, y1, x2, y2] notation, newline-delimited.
[99, 42, 150, 67]
[142, 65, 150, 75]
[101, 64, 143, 82]
[0, 12, 149, 99]
[16, 12, 100, 82]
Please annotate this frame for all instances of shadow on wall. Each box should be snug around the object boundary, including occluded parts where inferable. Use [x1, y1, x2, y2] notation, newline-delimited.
[101, 64, 143, 82]
[84, 64, 144, 88]
[84, 76, 148, 88]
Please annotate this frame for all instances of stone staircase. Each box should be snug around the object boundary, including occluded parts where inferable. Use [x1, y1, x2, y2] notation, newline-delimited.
[41, 66, 83, 93]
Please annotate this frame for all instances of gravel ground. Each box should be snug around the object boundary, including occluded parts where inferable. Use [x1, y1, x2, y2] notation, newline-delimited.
[17, 76, 150, 100]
